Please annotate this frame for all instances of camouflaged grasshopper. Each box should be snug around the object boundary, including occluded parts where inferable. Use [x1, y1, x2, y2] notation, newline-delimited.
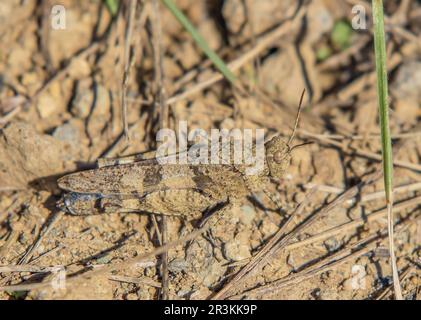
[58, 92, 306, 221]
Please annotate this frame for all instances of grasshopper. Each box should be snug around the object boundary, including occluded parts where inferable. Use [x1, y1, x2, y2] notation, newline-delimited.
[58, 92, 306, 221]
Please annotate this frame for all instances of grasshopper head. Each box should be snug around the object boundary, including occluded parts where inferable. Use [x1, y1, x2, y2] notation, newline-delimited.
[265, 135, 291, 179]
[264, 89, 307, 179]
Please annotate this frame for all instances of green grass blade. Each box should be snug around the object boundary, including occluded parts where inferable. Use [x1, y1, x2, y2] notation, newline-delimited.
[372, 0, 403, 300]
[161, 0, 237, 85]
[105, 0, 119, 16]
[372, 0, 392, 200]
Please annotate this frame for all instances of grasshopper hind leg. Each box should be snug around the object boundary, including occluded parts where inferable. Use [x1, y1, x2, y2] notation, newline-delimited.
[60, 189, 217, 220]
[61, 193, 104, 215]
[60, 193, 147, 216]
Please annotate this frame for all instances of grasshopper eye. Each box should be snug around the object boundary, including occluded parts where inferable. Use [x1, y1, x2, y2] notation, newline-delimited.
[273, 150, 285, 164]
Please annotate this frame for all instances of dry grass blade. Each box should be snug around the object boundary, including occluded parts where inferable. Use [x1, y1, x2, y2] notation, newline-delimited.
[286, 196, 421, 251]
[299, 130, 421, 172]
[109, 275, 161, 288]
[229, 215, 416, 299]
[213, 167, 383, 300]
[152, 0, 170, 300]
[121, 0, 138, 139]
[18, 211, 64, 265]
[0, 223, 210, 292]
[211, 187, 317, 300]
[235, 235, 381, 299]
[376, 265, 415, 300]
[165, 2, 308, 106]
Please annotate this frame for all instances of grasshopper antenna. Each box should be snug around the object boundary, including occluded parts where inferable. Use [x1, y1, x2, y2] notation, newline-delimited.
[287, 89, 306, 146]
[290, 141, 314, 152]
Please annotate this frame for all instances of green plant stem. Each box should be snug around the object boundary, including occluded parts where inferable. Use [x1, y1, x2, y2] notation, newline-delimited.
[372, 0, 403, 300]
[105, 0, 119, 16]
[161, 0, 237, 85]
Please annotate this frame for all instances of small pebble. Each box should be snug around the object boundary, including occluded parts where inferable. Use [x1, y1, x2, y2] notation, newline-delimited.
[223, 239, 251, 261]
[240, 205, 256, 225]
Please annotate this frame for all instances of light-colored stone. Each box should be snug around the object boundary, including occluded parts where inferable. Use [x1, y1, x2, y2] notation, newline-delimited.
[224, 237, 251, 261]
